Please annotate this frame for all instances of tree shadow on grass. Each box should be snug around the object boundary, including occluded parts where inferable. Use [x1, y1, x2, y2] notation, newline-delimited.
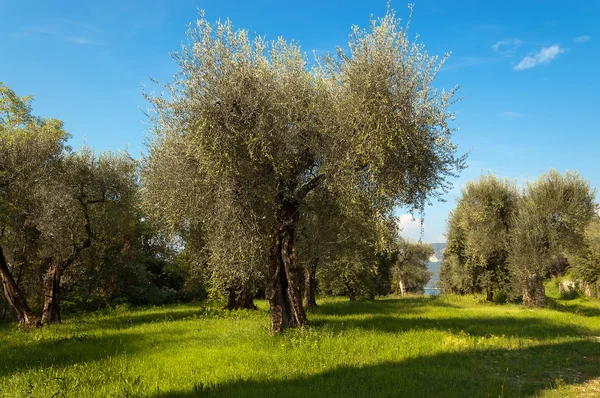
[0, 327, 211, 379]
[312, 296, 459, 317]
[546, 297, 600, 318]
[71, 304, 265, 332]
[318, 314, 592, 341]
[0, 331, 143, 378]
[153, 339, 600, 398]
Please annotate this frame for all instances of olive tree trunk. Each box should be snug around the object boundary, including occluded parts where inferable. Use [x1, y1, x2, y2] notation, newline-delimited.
[303, 258, 318, 308]
[0, 246, 39, 327]
[226, 285, 257, 310]
[343, 277, 357, 301]
[40, 197, 94, 325]
[268, 198, 307, 334]
[398, 277, 407, 296]
[267, 175, 324, 334]
[41, 265, 63, 324]
[523, 273, 545, 307]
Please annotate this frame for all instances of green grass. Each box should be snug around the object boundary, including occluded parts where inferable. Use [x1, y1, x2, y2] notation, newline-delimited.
[1, 292, 599, 397]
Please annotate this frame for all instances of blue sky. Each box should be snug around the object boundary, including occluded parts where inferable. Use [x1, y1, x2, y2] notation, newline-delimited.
[2, 0, 599, 242]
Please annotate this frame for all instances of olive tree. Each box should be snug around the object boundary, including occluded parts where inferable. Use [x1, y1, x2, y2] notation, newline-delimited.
[459, 175, 518, 300]
[392, 239, 433, 296]
[0, 83, 66, 327]
[509, 170, 596, 307]
[143, 7, 464, 333]
[37, 148, 138, 323]
[568, 217, 600, 295]
[1, 83, 139, 326]
[439, 175, 518, 300]
[439, 207, 473, 294]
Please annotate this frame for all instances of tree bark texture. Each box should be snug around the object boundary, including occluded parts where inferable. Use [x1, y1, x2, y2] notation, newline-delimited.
[523, 273, 545, 307]
[0, 245, 39, 327]
[226, 285, 257, 310]
[41, 265, 62, 324]
[303, 258, 318, 308]
[268, 198, 307, 334]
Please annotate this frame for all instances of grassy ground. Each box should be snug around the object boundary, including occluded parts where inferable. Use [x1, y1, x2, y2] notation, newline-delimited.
[0, 292, 599, 397]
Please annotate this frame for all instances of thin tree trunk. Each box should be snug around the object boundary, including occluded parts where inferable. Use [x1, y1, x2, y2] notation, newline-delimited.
[40, 197, 93, 325]
[398, 277, 407, 296]
[523, 273, 545, 307]
[41, 265, 62, 324]
[303, 258, 318, 308]
[486, 289, 494, 303]
[344, 278, 356, 301]
[268, 199, 307, 334]
[0, 245, 38, 327]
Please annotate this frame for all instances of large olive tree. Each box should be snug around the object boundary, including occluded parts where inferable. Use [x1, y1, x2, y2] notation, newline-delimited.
[143, 7, 464, 333]
[509, 170, 596, 307]
[443, 174, 518, 301]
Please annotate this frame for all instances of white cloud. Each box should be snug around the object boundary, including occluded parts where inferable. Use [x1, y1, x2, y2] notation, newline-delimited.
[514, 44, 564, 70]
[398, 214, 424, 241]
[492, 39, 522, 56]
[502, 111, 523, 120]
[574, 35, 591, 43]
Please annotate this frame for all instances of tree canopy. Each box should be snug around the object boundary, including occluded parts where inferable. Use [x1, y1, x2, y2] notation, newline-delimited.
[143, 7, 465, 333]
[439, 174, 518, 301]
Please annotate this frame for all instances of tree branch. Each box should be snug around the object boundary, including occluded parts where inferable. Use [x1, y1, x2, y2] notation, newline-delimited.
[58, 197, 94, 273]
[296, 174, 325, 201]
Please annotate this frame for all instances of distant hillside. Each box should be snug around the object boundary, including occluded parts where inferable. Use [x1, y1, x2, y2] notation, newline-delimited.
[426, 242, 446, 288]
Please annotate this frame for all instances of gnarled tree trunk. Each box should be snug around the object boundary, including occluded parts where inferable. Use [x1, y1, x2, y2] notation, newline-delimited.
[268, 198, 307, 334]
[268, 175, 323, 334]
[41, 265, 63, 324]
[523, 273, 545, 307]
[303, 258, 318, 308]
[0, 246, 39, 327]
[226, 285, 257, 310]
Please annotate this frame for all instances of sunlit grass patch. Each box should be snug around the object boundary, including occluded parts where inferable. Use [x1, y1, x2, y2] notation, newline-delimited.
[1, 294, 599, 397]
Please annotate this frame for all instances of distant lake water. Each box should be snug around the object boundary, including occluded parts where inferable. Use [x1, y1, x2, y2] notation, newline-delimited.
[424, 288, 440, 296]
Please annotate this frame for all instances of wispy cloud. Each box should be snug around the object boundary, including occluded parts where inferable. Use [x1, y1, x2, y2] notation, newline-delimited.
[502, 111, 523, 120]
[442, 56, 490, 72]
[574, 35, 591, 43]
[16, 18, 104, 46]
[492, 39, 522, 56]
[67, 36, 103, 46]
[514, 44, 564, 70]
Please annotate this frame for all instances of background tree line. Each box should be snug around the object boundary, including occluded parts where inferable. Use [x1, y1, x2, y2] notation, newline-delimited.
[0, 78, 436, 327]
[1, 0, 449, 336]
[439, 172, 598, 307]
